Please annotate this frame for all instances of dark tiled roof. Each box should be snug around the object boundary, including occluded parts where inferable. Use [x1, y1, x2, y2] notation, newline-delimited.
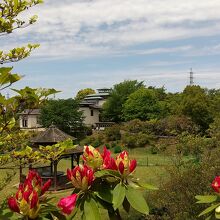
[31, 125, 76, 143]
[19, 109, 40, 115]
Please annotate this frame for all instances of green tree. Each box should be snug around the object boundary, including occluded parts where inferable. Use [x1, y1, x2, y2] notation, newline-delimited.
[102, 80, 144, 122]
[207, 88, 220, 119]
[0, 0, 44, 135]
[122, 87, 168, 121]
[75, 88, 95, 101]
[180, 85, 213, 131]
[39, 99, 85, 138]
[0, 0, 42, 65]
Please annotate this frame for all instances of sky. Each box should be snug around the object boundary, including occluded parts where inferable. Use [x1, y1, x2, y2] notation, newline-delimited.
[2, 0, 220, 98]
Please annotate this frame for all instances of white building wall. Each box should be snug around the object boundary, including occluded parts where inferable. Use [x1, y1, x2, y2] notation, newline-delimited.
[79, 107, 100, 126]
[19, 115, 41, 129]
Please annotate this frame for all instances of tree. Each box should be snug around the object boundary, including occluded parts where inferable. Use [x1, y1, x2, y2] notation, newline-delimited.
[180, 85, 213, 131]
[75, 88, 95, 101]
[0, 0, 42, 65]
[0, 0, 44, 136]
[0, 0, 59, 199]
[102, 80, 144, 122]
[207, 88, 220, 119]
[122, 87, 168, 121]
[39, 99, 85, 138]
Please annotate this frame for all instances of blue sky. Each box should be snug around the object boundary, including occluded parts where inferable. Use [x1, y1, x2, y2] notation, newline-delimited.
[2, 0, 220, 98]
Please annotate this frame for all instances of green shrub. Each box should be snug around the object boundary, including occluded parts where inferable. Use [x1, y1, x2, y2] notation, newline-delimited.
[114, 145, 122, 153]
[121, 132, 153, 148]
[150, 145, 158, 154]
[153, 115, 199, 136]
[105, 143, 111, 149]
[104, 125, 121, 141]
[148, 149, 220, 220]
[80, 132, 105, 147]
[176, 133, 215, 157]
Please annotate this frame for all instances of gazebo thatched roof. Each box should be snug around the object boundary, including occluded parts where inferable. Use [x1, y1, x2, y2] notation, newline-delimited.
[31, 125, 76, 144]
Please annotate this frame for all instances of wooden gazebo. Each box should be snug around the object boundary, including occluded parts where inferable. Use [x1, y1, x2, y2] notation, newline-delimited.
[22, 125, 84, 190]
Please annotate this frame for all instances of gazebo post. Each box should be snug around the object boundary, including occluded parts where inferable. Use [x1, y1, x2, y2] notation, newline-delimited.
[71, 154, 74, 169]
[50, 161, 53, 174]
[76, 154, 80, 165]
[54, 160, 58, 191]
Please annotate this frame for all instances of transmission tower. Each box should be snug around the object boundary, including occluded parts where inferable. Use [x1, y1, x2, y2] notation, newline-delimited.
[189, 68, 194, 85]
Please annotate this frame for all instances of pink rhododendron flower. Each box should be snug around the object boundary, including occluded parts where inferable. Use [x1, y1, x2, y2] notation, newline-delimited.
[58, 194, 78, 215]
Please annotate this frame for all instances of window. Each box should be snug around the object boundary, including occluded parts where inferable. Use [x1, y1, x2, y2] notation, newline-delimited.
[90, 109, 94, 116]
[22, 117, 28, 127]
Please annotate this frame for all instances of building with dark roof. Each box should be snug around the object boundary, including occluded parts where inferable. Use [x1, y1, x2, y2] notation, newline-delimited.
[19, 109, 44, 131]
[79, 88, 111, 127]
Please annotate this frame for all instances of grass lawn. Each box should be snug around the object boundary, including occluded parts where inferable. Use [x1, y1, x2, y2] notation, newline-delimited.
[0, 148, 174, 219]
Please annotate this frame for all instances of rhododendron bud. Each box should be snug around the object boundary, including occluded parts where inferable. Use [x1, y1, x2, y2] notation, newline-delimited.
[118, 161, 125, 175]
[67, 165, 95, 190]
[8, 197, 20, 213]
[41, 179, 52, 195]
[212, 176, 220, 193]
[8, 170, 50, 219]
[129, 160, 137, 173]
[102, 147, 117, 170]
[116, 151, 137, 177]
[25, 170, 42, 194]
[83, 145, 103, 170]
[58, 194, 78, 215]
[30, 191, 39, 209]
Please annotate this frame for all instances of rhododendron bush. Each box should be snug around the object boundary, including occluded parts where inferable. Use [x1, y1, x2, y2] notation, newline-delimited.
[2, 145, 156, 220]
[196, 176, 220, 219]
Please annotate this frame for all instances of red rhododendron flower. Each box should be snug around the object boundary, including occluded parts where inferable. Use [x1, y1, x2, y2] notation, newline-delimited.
[41, 179, 52, 195]
[67, 165, 95, 190]
[8, 170, 51, 219]
[102, 147, 117, 170]
[58, 194, 78, 215]
[8, 197, 20, 213]
[129, 160, 137, 173]
[116, 151, 137, 177]
[212, 176, 220, 193]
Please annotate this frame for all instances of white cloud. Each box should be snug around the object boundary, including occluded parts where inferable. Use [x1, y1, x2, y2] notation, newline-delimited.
[2, 0, 220, 59]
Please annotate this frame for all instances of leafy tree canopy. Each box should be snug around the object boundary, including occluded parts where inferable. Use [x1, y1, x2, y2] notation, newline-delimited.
[102, 80, 144, 122]
[39, 99, 85, 138]
[122, 87, 168, 121]
[180, 85, 213, 131]
[75, 88, 95, 101]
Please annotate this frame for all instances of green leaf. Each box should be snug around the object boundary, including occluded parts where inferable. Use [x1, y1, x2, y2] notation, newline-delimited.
[84, 197, 101, 220]
[95, 186, 113, 203]
[134, 181, 158, 190]
[112, 183, 125, 210]
[195, 195, 218, 204]
[95, 169, 120, 178]
[125, 186, 149, 215]
[199, 203, 220, 217]
[13, 0, 19, 11]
